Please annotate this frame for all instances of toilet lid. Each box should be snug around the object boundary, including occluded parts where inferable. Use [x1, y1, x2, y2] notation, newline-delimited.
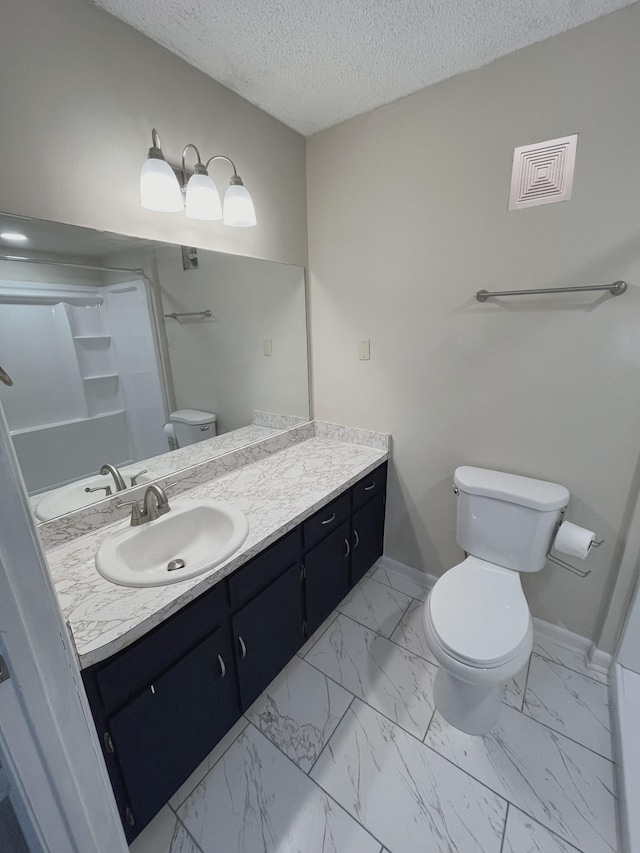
[429, 557, 531, 666]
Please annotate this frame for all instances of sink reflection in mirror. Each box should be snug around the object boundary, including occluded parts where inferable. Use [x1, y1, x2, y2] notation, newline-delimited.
[0, 212, 310, 523]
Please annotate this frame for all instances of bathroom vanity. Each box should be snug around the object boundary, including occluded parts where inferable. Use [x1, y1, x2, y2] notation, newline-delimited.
[46, 430, 388, 842]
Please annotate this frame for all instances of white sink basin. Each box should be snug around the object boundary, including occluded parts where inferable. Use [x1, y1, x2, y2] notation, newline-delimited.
[95, 499, 249, 587]
[34, 470, 152, 521]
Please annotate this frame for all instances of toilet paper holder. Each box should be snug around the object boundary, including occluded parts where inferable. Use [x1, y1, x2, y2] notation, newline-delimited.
[546, 510, 604, 578]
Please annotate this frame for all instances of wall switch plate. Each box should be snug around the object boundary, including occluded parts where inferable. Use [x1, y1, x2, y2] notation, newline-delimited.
[358, 339, 370, 360]
[263, 339, 272, 357]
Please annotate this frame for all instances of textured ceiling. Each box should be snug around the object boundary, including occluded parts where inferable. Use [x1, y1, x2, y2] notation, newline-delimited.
[92, 0, 635, 135]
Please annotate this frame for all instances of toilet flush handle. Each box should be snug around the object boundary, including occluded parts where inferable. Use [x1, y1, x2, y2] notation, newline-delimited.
[453, 486, 459, 495]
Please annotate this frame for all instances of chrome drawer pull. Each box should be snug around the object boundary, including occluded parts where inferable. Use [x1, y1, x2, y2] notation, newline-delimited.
[364, 482, 376, 491]
[354, 529, 360, 548]
[218, 654, 226, 677]
[238, 636, 247, 658]
[321, 513, 336, 525]
[345, 538, 350, 557]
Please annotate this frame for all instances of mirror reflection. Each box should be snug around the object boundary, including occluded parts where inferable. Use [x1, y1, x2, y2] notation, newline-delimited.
[0, 213, 309, 522]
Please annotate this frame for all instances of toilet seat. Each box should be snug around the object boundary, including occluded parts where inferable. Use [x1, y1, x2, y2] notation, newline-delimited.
[428, 556, 531, 668]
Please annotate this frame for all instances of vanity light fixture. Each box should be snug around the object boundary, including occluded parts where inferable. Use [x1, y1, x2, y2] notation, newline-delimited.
[0, 231, 28, 242]
[140, 129, 256, 227]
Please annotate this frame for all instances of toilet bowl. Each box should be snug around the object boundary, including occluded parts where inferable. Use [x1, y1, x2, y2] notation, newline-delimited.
[423, 556, 533, 734]
[422, 466, 569, 735]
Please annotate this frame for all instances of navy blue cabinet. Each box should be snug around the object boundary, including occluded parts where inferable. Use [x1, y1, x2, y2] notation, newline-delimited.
[108, 624, 239, 832]
[82, 461, 387, 842]
[304, 521, 351, 635]
[232, 561, 304, 709]
[350, 491, 386, 586]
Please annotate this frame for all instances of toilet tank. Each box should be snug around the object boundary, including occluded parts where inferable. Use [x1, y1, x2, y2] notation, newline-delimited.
[454, 466, 569, 573]
[170, 409, 217, 447]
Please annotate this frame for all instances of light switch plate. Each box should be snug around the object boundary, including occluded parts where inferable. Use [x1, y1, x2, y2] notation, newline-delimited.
[358, 339, 370, 360]
[263, 339, 272, 357]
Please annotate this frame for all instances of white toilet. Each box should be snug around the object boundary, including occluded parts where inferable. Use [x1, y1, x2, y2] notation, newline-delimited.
[168, 409, 217, 448]
[423, 465, 569, 735]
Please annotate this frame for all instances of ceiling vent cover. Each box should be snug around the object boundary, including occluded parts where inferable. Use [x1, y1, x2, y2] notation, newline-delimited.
[508, 134, 578, 210]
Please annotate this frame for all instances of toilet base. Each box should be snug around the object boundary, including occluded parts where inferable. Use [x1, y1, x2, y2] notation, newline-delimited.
[434, 667, 503, 735]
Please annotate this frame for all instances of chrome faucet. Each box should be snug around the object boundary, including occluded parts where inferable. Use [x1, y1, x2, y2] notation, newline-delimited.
[143, 484, 171, 522]
[100, 463, 127, 492]
[116, 484, 172, 526]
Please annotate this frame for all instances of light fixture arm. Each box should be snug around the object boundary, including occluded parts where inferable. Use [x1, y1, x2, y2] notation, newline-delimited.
[205, 154, 242, 183]
[181, 143, 207, 187]
[148, 128, 165, 160]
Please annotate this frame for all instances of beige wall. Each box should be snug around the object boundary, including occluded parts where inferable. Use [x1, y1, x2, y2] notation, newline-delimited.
[0, 0, 307, 267]
[307, 4, 640, 650]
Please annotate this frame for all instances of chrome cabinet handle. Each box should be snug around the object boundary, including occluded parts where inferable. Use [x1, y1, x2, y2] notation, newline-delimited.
[218, 654, 226, 677]
[238, 636, 247, 658]
[345, 538, 350, 557]
[354, 529, 360, 548]
[364, 481, 376, 491]
[321, 512, 336, 525]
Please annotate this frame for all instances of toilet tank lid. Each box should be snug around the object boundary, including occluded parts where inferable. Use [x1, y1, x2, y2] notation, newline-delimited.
[454, 466, 569, 511]
[170, 409, 217, 425]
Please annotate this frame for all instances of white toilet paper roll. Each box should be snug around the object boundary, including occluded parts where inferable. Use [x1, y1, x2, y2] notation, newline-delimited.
[163, 423, 175, 438]
[553, 521, 595, 560]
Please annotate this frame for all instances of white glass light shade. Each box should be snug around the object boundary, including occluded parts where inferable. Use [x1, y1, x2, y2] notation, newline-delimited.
[140, 158, 183, 212]
[223, 183, 257, 227]
[185, 173, 223, 221]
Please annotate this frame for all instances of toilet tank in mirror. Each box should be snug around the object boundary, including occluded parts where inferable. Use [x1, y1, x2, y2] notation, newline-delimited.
[454, 466, 570, 572]
[0, 212, 310, 522]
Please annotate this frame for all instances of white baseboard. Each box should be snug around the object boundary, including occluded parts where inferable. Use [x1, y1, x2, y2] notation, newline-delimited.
[610, 663, 638, 853]
[587, 642, 613, 675]
[531, 617, 591, 652]
[377, 555, 437, 590]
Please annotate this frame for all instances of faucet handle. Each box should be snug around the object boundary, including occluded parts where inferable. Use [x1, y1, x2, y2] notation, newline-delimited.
[114, 498, 144, 526]
[129, 470, 148, 487]
[85, 485, 113, 496]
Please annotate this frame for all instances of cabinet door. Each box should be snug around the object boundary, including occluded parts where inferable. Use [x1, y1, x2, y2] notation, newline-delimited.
[108, 624, 239, 837]
[233, 562, 303, 709]
[350, 492, 385, 586]
[305, 521, 350, 635]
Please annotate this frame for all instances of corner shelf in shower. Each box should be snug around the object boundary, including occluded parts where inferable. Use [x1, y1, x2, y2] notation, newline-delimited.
[73, 335, 112, 341]
[81, 373, 119, 381]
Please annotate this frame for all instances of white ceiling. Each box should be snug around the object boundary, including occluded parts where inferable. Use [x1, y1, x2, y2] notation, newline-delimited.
[92, 0, 635, 135]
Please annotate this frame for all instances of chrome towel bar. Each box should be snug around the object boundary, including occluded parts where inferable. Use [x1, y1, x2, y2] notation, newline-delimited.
[476, 281, 627, 301]
[164, 309, 212, 320]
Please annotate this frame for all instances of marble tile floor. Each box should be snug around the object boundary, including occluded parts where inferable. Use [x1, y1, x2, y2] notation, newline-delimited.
[130, 562, 617, 853]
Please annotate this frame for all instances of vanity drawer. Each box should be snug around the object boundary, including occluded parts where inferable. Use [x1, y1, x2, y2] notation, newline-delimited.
[95, 580, 228, 713]
[352, 462, 387, 511]
[303, 492, 351, 549]
[228, 527, 302, 610]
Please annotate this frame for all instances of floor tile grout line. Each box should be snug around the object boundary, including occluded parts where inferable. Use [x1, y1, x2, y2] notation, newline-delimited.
[327, 609, 440, 667]
[365, 572, 429, 604]
[299, 612, 340, 658]
[517, 704, 614, 763]
[520, 654, 533, 712]
[335, 589, 415, 640]
[422, 707, 437, 743]
[418, 740, 595, 852]
[498, 802, 509, 853]
[532, 649, 609, 687]
[166, 802, 206, 853]
[301, 653, 441, 746]
[170, 718, 250, 811]
[387, 594, 416, 639]
[306, 694, 356, 776]
[244, 719, 387, 850]
[370, 564, 431, 598]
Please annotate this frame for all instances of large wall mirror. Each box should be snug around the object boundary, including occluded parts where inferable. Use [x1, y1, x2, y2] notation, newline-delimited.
[0, 212, 310, 522]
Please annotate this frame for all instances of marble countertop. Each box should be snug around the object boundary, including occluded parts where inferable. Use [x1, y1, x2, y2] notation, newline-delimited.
[45, 436, 387, 669]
